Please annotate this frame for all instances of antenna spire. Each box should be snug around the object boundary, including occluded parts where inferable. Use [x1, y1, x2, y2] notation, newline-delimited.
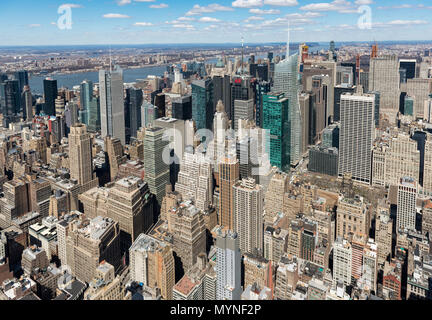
[286, 20, 290, 59]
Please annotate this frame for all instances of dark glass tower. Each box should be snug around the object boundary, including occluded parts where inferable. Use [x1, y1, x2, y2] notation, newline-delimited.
[192, 79, 214, 131]
[43, 78, 58, 116]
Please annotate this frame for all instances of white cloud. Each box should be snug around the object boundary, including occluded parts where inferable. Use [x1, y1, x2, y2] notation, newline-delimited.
[232, 0, 263, 8]
[103, 13, 131, 18]
[134, 22, 154, 26]
[355, 0, 373, 5]
[186, 4, 234, 16]
[263, 0, 298, 6]
[249, 8, 280, 14]
[150, 3, 168, 8]
[300, 0, 354, 12]
[199, 17, 221, 23]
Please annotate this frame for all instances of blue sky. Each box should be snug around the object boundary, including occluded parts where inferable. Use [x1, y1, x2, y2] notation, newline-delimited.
[1, 0, 432, 45]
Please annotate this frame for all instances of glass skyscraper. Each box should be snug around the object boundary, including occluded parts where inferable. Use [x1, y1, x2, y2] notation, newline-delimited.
[99, 67, 126, 145]
[262, 92, 290, 172]
[192, 79, 214, 132]
[43, 78, 58, 116]
[273, 53, 302, 167]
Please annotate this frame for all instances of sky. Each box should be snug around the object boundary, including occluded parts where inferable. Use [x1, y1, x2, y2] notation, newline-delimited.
[1, 0, 432, 46]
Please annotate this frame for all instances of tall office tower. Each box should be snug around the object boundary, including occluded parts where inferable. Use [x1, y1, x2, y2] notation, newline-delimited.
[336, 195, 370, 240]
[69, 124, 94, 185]
[264, 171, 288, 224]
[0, 80, 20, 125]
[273, 54, 302, 166]
[206, 100, 230, 166]
[65, 100, 79, 128]
[336, 65, 354, 87]
[22, 85, 33, 121]
[215, 228, 242, 300]
[172, 95, 192, 120]
[213, 75, 231, 116]
[322, 123, 339, 148]
[171, 203, 207, 273]
[262, 93, 290, 172]
[14, 70, 29, 94]
[362, 239, 378, 293]
[333, 237, 352, 288]
[375, 206, 393, 265]
[399, 59, 417, 80]
[99, 67, 126, 145]
[334, 85, 355, 122]
[66, 216, 121, 283]
[310, 75, 331, 143]
[338, 93, 375, 184]
[231, 75, 254, 121]
[218, 156, 239, 230]
[153, 93, 166, 118]
[143, 127, 170, 205]
[369, 55, 400, 119]
[125, 87, 143, 140]
[107, 177, 154, 249]
[175, 152, 213, 212]
[359, 71, 369, 92]
[232, 99, 254, 131]
[129, 234, 175, 300]
[55, 96, 65, 116]
[374, 133, 420, 187]
[406, 78, 432, 117]
[423, 135, 432, 194]
[397, 177, 417, 232]
[43, 78, 58, 116]
[105, 136, 127, 181]
[141, 101, 158, 128]
[299, 93, 310, 154]
[233, 178, 264, 255]
[255, 81, 271, 128]
[192, 79, 214, 131]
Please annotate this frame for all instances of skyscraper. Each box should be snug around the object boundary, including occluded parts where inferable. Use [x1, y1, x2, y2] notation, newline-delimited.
[143, 127, 170, 205]
[213, 75, 231, 117]
[215, 228, 242, 301]
[273, 53, 302, 166]
[13, 70, 29, 94]
[68, 124, 94, 185]
[43, 78, 58, 116]
[233, 178, 264, 254]
[233, 99, 254, 131]
[219, 156, 239, 231]
[125, 87, 143, 140]
[22, 85, 33, 121]
[397, 177, 417, 232]
[338, 93, 375, 184]
[99, 67, 126, 145]
[262, 92, 290, 172]
[231, 75, 254, 121]
[369, 55, 400, 120]
[192, 79, 214, 131]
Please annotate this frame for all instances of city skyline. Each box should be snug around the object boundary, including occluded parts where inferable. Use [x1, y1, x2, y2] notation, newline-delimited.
[1, 0, 432, 46]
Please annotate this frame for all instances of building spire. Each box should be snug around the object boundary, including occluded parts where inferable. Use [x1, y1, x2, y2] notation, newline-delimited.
[286, 20, 290, 59]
